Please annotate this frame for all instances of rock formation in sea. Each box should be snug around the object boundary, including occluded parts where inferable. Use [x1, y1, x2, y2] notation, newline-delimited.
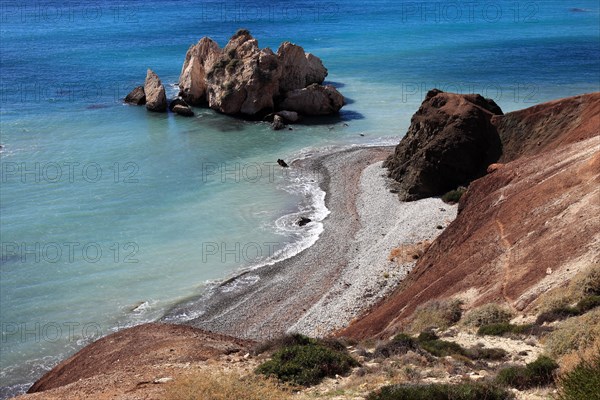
[124, 86, 146, 105]
[144, 69, 167, 112]
[341, 91, 600, 339]
[383, 89, 504, 201]
[178, 29, 344, 117]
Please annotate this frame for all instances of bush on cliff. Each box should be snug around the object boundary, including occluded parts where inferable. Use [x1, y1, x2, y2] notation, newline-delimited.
[462, 303, 513, 327]
[366, 381, 513, 400]
[557, 354, 600, 400]
[407, 299, 463, 332]
[255, 334, 358, 386]
[495, 355, 558, 389]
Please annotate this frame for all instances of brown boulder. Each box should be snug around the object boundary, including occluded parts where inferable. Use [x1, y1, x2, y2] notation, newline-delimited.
[124, 86, 146, 105]
[144, 69, 167, 112]
[277, 41, 327, 93]
[179, 37, 222, 106]
[279, 83, 344, 115]
[383, 89, 503, 201]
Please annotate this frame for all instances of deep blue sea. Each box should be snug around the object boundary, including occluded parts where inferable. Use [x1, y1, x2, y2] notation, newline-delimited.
[1, 0, 598, 396]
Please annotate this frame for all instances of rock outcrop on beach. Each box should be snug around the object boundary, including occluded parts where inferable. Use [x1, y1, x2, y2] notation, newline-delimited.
[144, 69, 167, 112]
[383, 89, 503, 201]
[178, 30, 344, 117]
[341, 92, 600, 339]
[25, 323, 253, 398]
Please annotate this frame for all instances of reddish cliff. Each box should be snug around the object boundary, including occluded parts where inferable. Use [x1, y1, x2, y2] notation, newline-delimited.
[340, 92, 600, 339]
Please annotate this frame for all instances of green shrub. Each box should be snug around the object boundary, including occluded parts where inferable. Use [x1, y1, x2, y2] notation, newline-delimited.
[496, 356, 558, 389]
[478, 323, 535, 336]
[419, 338, 465, 358]
[462, 304, 513, 327]
[557, 354, 600, 400]
[464, 346, 508, 361]
[366, 382, 514, 400]
[373, 333, 418, 358]
[576, 295, 600, 313]
[441, 188, 467, 204]
[255, 336, 359, 386]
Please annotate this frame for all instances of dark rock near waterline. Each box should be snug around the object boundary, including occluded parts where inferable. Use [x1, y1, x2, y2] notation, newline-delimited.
[277, 159, 289, 168]
[272, 115, 286, 130]
[169, 97, 194, 116]
[279, 83, 345, 116]
[297, 217, 312, 226]
[383, 89, 503, 201]
[144, 69, 167, 112]
[125, 86, 146, 105]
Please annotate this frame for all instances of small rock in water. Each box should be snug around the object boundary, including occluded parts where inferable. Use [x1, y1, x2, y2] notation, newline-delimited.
[277, 159, 289, 168]
[271, 115, 286, 130]
[297, 217, 312, 226]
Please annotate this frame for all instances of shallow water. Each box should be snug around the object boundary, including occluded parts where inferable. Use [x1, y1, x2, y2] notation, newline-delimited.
[1, 0, 599, 395]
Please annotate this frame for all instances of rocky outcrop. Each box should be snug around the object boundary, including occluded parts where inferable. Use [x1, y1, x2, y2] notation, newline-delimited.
[383, 89, 503, 201]
[169, 97, 194, 116]
[339, 92, 600, 340]
[124, 86, 146, 105]
[279, 83, 345, 116]
[27, 323, 253, 395]
[144, 69, 167, 112]
[178, 30, 343, 117]
[277, 41, 327, 93]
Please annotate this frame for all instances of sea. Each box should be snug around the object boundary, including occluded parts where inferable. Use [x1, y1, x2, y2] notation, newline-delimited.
[0, 0, 598, 396]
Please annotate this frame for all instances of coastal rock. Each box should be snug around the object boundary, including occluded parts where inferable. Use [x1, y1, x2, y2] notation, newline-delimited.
[144, 69, 167, 112]
[340, 92, 600, 340]
[277, 42, 327, 93]
[297, 217, 312, 226]
[179, 37, 221, 105]
[279, 83, 345, 115]
[277, 159, 289, 168]
[177, 30, 342, 117]
[169, 97, 194, 116]
[124, 86, 146, 105]
[272, 115, 286, 130]
[383, 89, 503, 201]
[277, 110, 299, 123]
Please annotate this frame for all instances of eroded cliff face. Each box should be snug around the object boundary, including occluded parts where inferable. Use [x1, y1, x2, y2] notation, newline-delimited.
[383, 89, 504, 201]
[178, 30, 343, 117]
[341, 92, 600, 340]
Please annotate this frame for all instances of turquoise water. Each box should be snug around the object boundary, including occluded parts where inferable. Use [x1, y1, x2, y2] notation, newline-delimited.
[1, 0, 599, 395]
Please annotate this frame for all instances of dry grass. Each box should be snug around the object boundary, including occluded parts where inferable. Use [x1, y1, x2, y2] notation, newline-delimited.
[544, 308, 600, 359]
[406, 299, 463, 333]
[164, 370, 291, 400]
[461, 303, 513, 327]
[388, 241, 431, 264]
[532, 264, 600, 314]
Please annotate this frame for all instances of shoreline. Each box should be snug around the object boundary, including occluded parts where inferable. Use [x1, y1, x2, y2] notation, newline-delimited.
[162, 145, 457, 339]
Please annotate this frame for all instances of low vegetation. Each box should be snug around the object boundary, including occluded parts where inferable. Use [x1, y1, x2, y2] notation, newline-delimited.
[477, 322, 536, 337]
[462, 303, 513, 327]
[407, 299, 463, 333]
[557, 353, 600, 400]
[536, 295, 600, 324]
[495, 355, 559, 390]
[366, 381, 514, 400]
[545, 308, 600, 358]
[255, 334, 359, 386]
[441, 187, 467, 204]
[165, 371, 289, 400]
